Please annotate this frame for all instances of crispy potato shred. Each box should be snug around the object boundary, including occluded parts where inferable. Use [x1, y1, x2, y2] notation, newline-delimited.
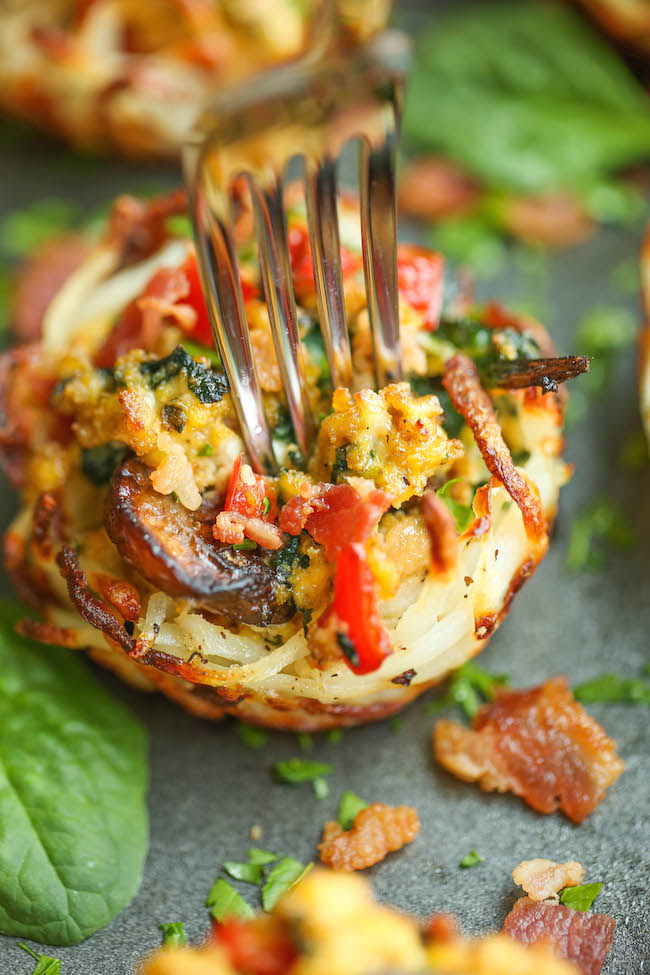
[141, 869, 579, 975]
[434, 677, 624, 823]
[318, 803, 420, 871]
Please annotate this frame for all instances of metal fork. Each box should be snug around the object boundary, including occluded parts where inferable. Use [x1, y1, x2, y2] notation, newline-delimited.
[182, 8, 411, 474]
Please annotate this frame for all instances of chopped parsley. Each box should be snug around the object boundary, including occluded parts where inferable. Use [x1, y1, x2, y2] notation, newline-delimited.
[387, 716, 403, 734]
[326, 728, 344, 745]
[272, 757, 333, 785]
[158, 921, 187, 948]
[139, 346, 227, 404]
[574, 673, 650, 706]
[297, 732, 313, 751]
[233, 539, 257, 551]
[427, 661, 509, 720]
[206, 878, 254, 922]
[312, 776, 329, 799]
[248, 848, 279, 866]
[559, 883, 603, 911]
[261, 858, 313, 911]
[262, 496, 271, 518]
[459, 850, 484, 869]
[436, 478, 474, 534]
[236, 722, 268, 750]
[17, 944, 61, 975]
[198, 443, 214, 457]
[566, 499, 634, 572]
[222, 860, 265, 885]
[337, 791, 369, 830]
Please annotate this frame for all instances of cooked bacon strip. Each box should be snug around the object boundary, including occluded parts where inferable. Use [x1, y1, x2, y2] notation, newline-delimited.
[278, 483, 392, 561]
[513, 859, 584, 903]
[503, 897, 615, 975]
[318, 803, 420, 871]
[107, 188, 187, 266]
[56, 545, 136, 654]
[434, 677, 624, 823]
[443, 354, 545, 545]
[95, 265, 190, 367]
[420, 491, 459, 576]
[482, 356, 589, 392]
[11, 234, 88, 341]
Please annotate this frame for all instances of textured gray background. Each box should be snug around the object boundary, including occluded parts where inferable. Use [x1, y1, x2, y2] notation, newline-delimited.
[1, 9, 650, 973]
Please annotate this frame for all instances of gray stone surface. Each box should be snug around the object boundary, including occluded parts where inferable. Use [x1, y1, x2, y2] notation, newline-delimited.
[1, 28, 649, 975]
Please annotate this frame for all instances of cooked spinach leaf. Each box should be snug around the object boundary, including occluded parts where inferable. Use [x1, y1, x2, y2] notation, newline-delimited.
[81, 443, 129, 485]
[139, 346, 227, 404]
[0, 603, 148, 945]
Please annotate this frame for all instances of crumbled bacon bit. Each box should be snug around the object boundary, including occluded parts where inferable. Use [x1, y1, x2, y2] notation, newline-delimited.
[107, 188, 187, 266]
[213, 510, 283, 550]
[513, 859, 584, 903]
[278, 482, 392, 561]
[433, 677, 624, 823]
[214, 917, 297, 975]
[424, 913, 459, 944]
[443, 354, 546, 548]
[421, 491, 459, 576]
[318, 803, 420, 871]
[503, 897, 615, 975]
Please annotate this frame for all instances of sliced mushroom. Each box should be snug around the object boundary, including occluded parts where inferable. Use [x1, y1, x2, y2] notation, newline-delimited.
[104, 458, 292, 626]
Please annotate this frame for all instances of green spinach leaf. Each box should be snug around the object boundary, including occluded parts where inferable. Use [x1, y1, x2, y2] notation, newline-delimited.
[0, 603, 148, 945]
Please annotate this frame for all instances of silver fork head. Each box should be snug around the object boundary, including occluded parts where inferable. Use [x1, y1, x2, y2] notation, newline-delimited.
[183, 29, 411, 474]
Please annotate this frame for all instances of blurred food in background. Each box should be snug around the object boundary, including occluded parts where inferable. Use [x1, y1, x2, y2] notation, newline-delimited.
[0, 0, 309, 158]
[400, 2, 650, 253]
[576, 0, 650, 55]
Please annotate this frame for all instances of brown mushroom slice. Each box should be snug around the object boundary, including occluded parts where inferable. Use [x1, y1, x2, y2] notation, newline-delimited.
[105, 458, 292, 626]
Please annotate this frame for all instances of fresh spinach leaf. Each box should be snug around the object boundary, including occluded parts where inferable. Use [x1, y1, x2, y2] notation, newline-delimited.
[559, 883, 602, 911]
[0, 603, 148, 945]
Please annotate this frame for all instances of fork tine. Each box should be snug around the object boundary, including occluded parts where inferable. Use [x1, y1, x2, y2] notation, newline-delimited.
[304, 155, 353, 390]
[359, 127, 403, 386]
[187, 163, 277, 474]
[248, 173, 314, 463]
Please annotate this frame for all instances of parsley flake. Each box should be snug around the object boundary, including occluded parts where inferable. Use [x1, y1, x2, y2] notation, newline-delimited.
[574, 673, 650, 705]
[248, 848, 278, 866]
[236, 722, 268, 749]
[222, 860, 264, 885]
[17, 944, 61, 975]
[436, 479, 474, 534]
[338, 791, 369, 830]
[159, 921, 187, 947]
[459, 850, 483, 869]
[566, 499, 634, 572]
[206, 878, 254, 921]
[428, 661, 509, 719]
[273, 757, 333, 785]
[261, 859, 312, 911]
[198, 443, 214, 457]
[312, 776, 329, 799]
[559, 883, 603, 911]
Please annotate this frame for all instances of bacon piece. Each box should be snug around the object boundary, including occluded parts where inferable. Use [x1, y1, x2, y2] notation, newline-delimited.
[443, 354, 546, 546]
[502, 192, 594, 248]
[56, 546, 136, 654]
[420, 491, 459, 576]
[398, 157, 480, 221]
[513, 859, 584, 903]
[503, 897, 615, 975]
[318, 803, 420, 871]
[433, 677, 624, 823]
[107, 188, 187, 266]
[278, 483, 392, 561]
[214, 918, 297, 975]
[11, 235, 88, 341]
[95, 265, 190, 367]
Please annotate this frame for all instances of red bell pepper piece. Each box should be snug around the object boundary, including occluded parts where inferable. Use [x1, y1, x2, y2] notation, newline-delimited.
[181, 253, 258, 347]
[213, 918, 297, 975]
[288, 224, 361, 297]
[397, 244, 445, 330]
[224, 454, 277, 522]
[331, 543, 392, 675]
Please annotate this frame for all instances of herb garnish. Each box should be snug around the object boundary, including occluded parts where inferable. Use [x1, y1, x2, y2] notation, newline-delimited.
[159, 922, 187, 947]
[206, 878, 254, 922]
[198, 443, 214, 457]
[574, 673, 650, 706]
[222, 861, 265, 885]
[18, 944, 61, 975]
[261, 859, 313, 911]
[436, 479, 473, 534]
[273, 758, 333, 785]
[312, 777, 329, 799]
[248, 849, 279, 866]
[139, 346, 227, 404]
[566, 499, 634, 572]
[236, 722, 268, 749]
[559, 883, 603, 912]
[427, 661, 509, 720]
[338, 791, 369, 830]
[459, 850, 484, 869]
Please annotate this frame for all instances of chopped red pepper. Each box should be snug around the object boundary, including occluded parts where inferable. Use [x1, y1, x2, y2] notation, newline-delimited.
[213, 918, 297, 975]
[397, 244, 445, 330]
[181, 253, 258, 347]
[330, 543, 392, 675]
[224, 454, 277, 522]
[288, 224, 362, 298]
